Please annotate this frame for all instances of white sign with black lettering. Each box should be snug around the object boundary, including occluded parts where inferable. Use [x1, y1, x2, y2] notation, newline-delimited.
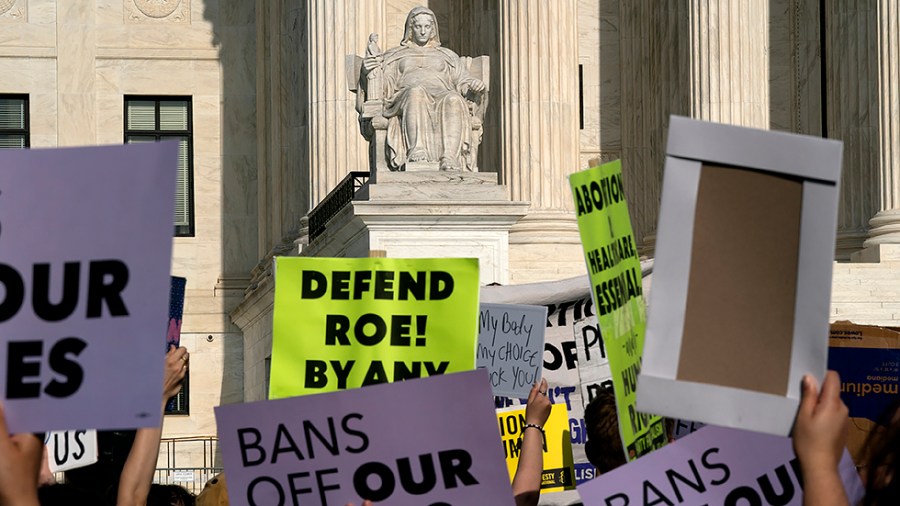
[44, 430, 98, 473]
[574, 316, 613, 406]
[171, 470, 195, 482]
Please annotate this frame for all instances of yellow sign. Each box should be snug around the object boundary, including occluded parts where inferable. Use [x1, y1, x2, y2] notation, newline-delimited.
[496, 403, 576, 493]
[269, 257, 480, 398]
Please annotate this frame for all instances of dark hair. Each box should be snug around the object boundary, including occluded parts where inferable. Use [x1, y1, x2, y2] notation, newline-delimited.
[147, 484, 196, 506]
[38, 483, 104, 505]
[863, 400, 900, 506]
[583, 386, 627, 473]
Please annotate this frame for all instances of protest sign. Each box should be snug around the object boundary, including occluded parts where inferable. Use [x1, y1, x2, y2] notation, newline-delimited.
[269, 257, 480, 398]
[44, 429, 98, 473]
[672, 420, 705, 440]
[484, 280, 620, 504]
[570, 160, 667, 461]
[490, 296, 595, 498]
[828, 321, 900, 463]
[216, 369, 515, 506]
[167, 276, 186, 350]
[638, 116, 844, 436]
[497, 403, 576, 493]
[578, 425, 864, 506]
[478, 303, 547, 398]
[574, 315, 612, 406]
[166, 276, 187, 412]
[0, 143, 177, 433]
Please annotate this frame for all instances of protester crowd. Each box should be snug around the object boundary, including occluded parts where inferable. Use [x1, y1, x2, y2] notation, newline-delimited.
[0, 351, 896, 505]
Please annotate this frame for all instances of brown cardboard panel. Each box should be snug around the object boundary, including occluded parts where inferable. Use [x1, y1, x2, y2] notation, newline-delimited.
[676, 164, 802, 395]
[830, 321, 900, 349]
[828, 322, 900, 464]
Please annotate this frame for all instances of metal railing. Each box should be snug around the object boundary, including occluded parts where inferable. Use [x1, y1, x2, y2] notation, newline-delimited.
[154, 436, 221, 494]
[154, 467, 223, 495]
[308, 171, 370, 243]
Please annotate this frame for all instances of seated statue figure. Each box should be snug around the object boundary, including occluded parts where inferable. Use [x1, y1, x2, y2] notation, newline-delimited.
[360, 6, 486, 172]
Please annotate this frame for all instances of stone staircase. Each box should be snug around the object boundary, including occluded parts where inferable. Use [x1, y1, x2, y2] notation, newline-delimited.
[831, 245, 900, 327]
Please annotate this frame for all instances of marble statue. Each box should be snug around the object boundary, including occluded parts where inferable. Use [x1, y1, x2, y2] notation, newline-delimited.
[356, 6, 488, 172]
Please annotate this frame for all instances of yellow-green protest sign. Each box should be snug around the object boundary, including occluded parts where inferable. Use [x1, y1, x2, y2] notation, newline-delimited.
[269, 257, 480, 399]
[497, 403, 575, 492]
[569, 160, 667, 460]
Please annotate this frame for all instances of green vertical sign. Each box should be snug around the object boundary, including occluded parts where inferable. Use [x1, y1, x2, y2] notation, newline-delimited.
[569, 160, 667, 460]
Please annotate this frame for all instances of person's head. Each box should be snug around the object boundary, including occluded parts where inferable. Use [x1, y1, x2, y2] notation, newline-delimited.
[37, 483, 105, 505]
[863, 400, 900, 506]
[583, 386, 627, 474]
[147, 484, 195, 506]
[402, 7, 440, 47]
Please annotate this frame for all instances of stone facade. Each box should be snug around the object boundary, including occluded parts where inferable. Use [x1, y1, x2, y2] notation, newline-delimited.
[0, 0, 255, 469]
[2, 0, 899, 475]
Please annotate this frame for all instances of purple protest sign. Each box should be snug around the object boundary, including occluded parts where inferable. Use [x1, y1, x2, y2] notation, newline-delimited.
[0, 143, 177, 433]
[167, 276, 186, 351]
[578, 425, 864, 506]
[215, 369, 515, 506]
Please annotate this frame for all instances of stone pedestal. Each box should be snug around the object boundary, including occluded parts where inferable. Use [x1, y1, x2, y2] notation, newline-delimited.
[302, 172, 528, 284]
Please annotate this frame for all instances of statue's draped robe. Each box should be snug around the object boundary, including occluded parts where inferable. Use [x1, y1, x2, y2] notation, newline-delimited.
[381, 45, 479, 170]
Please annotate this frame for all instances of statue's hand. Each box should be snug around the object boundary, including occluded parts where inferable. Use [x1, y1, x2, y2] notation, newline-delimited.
[363, 54, 383, 74]
[467, 79, 486, 94]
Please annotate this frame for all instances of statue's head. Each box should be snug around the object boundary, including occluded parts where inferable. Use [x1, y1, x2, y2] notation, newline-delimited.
[401, 6, 441, 48]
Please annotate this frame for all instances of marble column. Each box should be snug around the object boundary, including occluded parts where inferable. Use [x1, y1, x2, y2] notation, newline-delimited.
[448, 0, 502, 175]
[619, 0, 689, 253]
[619, 0, 769, 253]
[864, 0, 900, 247]
[307, 0, 385, 206]
[499, 0, 581, 247]
[825, 1, 880, 256]
[768, 0, 823, 136]
[689, 0, 769, 127]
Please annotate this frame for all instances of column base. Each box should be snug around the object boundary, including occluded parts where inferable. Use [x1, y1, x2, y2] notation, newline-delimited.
[849, 243, 900, 263]
[836, 230, 868, 261]
[863, 209, 900, 248]
[507, 212, 588, 284]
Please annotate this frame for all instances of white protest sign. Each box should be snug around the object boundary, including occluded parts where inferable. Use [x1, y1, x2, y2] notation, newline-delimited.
[0, 143, 177, 433]
[574, 315, 613, 406]
[477, 303, 547, 398]
[639, 116, 843, 436]
[44, 430, 98, 473]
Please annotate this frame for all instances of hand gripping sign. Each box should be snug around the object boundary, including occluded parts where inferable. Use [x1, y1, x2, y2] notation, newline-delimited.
[0, 143, 177, 433]
[577, 425, 864, 506]
[216, 369, 515, 506]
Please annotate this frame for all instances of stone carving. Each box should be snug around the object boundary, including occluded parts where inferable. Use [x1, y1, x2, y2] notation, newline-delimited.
[352, 6, 489, 172]
[127, 0, 189, 23]
[0, 0, 24, 21]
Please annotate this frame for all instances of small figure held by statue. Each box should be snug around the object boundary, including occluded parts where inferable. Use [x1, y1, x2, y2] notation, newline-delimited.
[353, 6, 489, 172]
